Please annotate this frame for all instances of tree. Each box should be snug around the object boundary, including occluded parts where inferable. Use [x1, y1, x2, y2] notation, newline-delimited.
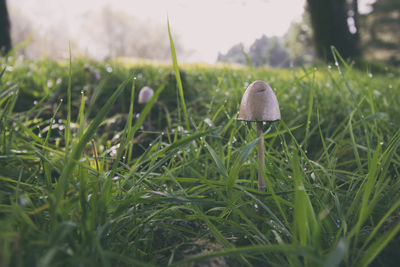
[217, 36, 291, 67]
[217, 43, 247, 65]
[0, 0, 11, 54]
[248, 35, 290, 67]
[284, 12, 315, 65]
[89, 6, 184, 60]
[307, 0, 360, 61]
[360, 0, 400, 65]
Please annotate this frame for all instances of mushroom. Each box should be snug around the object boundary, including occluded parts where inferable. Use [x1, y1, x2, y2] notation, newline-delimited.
[138, 86, 154, 104]
[138, 86, 154, 128]
[238, 80, 281, 191]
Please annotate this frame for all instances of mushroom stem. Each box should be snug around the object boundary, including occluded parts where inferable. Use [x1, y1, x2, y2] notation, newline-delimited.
[146, 111, 152, 129]
[257, 122, 266, 191]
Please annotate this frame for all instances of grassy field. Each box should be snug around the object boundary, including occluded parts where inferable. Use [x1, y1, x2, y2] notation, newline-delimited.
[1, 45, 400, 266]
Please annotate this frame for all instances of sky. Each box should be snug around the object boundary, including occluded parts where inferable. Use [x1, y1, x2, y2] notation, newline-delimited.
[8, 0, 375, 63]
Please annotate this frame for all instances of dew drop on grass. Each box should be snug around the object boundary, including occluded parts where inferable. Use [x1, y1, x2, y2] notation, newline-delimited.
[380, 142, 384, 145]
[106, 66, 113, 73]
[204, 118, 213, 127]
[60, 99, 63, 102]
[368, 73, 373, 78]
[33, 100, 38, 105]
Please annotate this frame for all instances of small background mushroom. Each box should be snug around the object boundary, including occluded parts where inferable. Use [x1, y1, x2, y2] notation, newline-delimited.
[138, 86, 154, 129]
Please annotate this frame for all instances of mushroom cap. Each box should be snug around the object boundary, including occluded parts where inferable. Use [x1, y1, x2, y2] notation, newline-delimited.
[237, 80, 281, 122]
[138, 86, 154, 104]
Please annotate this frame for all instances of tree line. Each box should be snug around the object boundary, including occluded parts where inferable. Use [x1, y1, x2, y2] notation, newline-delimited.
[1, 0, 399, 65]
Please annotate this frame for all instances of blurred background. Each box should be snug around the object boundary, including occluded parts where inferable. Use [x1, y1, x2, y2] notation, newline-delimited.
[1, 0, 399, 66]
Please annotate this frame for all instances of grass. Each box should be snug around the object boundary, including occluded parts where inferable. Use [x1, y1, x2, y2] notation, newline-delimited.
[0, 42, 400, 266]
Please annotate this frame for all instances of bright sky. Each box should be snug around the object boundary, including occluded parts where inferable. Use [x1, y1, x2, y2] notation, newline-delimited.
[9, 0, 374, 63]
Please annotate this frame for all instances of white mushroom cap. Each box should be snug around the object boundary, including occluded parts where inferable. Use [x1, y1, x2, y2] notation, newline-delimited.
[138, 86, 154, 104]
[237, 80, 281, 122]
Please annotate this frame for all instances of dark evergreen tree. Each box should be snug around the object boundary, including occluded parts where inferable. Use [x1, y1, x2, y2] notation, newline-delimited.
[307, 0, 360, 61]
[361, 0, 400, 65]
[0, 0, 11, 54]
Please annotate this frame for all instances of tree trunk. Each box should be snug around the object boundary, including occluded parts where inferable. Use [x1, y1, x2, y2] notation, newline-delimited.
[352, 0, 360, 44]
[0, 0, 11, 54]
[307, 0, 360, 61]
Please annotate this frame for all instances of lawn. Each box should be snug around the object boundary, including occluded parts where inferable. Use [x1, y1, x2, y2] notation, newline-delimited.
[0, 48, 399, 266]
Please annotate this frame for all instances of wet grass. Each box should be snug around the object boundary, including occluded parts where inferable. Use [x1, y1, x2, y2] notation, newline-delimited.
[0, 46, 400, 266]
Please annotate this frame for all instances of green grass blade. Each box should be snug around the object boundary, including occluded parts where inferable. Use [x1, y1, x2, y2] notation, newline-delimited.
[323, 239, 349, 267]
[204, 141, 228, 178]
[65, 46, 72, 155]
[167, 19, 189, 130]
[170, 244, 320, 266]
[359, 222, 400, 267]
[110, 84, 164, 175]
[304, 71, 315, 148]
[54, 76, 132, 210]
